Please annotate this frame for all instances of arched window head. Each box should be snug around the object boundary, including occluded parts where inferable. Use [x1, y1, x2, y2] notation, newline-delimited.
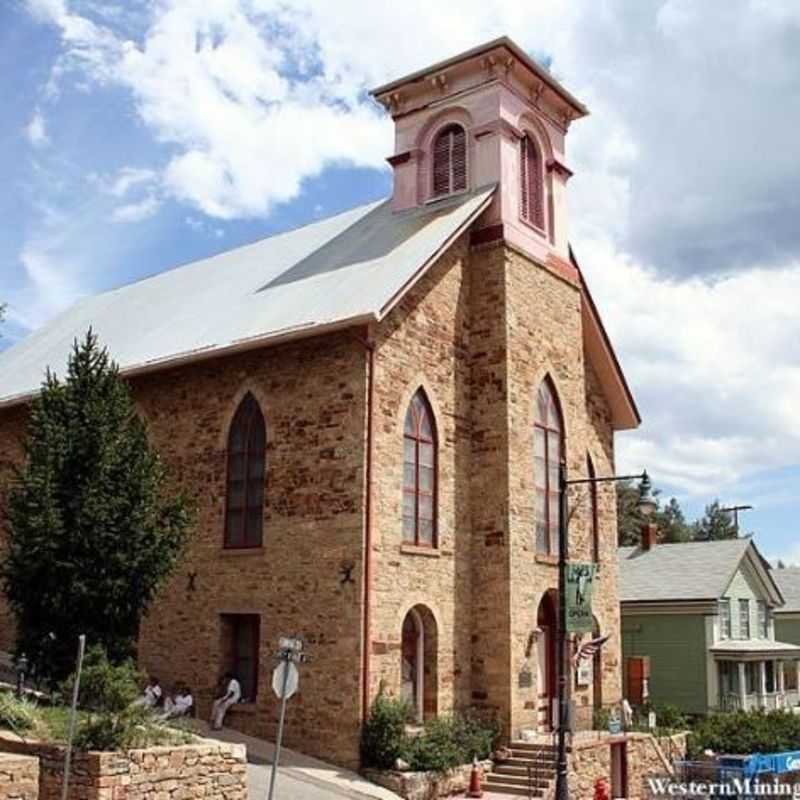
[587, 454, 599, 563]
[432, 124, 467, 198]
[225, 392, 266, 548]
[403, 389, 437, 547]
[520, 134, 545, 231]
[534, 378, 563, 555]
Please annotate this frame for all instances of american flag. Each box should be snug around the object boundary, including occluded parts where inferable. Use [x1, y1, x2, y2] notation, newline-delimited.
[573, 634, 610, 666]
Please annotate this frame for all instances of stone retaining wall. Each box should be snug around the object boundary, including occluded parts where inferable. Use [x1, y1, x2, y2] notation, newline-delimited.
[0, 732, 246, 800]
[0, 753, 38, 800]
[363, 759, 492, 800]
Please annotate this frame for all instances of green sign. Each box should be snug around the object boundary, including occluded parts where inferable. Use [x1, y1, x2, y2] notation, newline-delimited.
[566, 562, 597, 633]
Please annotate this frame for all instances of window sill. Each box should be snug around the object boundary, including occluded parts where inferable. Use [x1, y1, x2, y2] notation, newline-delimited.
[401, 545, 441, 558]
[519, 215, 548, 239]
[220, 546, 264, 557]
[227, 702, 258, 715]
[535, 554, 559, 566]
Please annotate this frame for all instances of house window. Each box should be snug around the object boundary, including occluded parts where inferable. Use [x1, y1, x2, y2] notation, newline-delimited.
[739, 599, 751, 639]
[221, 614, 260, 703]
[520, 134, 545, 230]
[432, 124, 467, 197]
[403, 389, 437, 547]
[758, 601, 769, 638]
[534, 378, 563, 556]
[225, 393, 266, 548]
[719, 599, 732, 640]
[587, 455, 599, 563]
[746, 661, 759, 694]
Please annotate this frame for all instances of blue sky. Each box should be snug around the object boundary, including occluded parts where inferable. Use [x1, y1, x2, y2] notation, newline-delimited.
[2, 0, 799, 561]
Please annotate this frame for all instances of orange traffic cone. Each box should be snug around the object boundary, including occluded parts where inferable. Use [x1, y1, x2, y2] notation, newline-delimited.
[467, 757, 483, 798]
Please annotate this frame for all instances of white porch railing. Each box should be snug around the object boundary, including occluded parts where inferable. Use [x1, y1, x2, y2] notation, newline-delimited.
[722, 691, 789, 712]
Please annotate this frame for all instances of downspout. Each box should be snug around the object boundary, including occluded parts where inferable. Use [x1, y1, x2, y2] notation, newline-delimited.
[352, 327, 375, 722]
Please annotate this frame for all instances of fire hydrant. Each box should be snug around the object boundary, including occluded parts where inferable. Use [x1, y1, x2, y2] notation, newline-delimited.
[594, 777, 610, 800]
[466, 757, 483, 798]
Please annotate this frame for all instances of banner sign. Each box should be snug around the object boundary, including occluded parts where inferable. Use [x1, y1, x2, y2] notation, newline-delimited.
[566, 562, 597, 633]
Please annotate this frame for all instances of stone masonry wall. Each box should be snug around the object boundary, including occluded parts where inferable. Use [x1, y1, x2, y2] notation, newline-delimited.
[0, 332, 368, 768]
[0, 753, 38, 800]
[0, 734, 246, 800]
[502, 244, 621, 736]
[369, 234, 474, 715]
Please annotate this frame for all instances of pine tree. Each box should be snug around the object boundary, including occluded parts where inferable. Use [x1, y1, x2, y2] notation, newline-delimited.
[654, 497, 692, 543]
[1, 330, 193, 683]
[692, 500, 740, 541]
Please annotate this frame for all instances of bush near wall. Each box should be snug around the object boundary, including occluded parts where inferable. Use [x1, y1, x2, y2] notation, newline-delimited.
[688, 710, 800, 758]
[360, 696, 499, 773]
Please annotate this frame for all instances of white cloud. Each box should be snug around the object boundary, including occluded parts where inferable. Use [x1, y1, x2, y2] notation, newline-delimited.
[110, 194, 160, 223]
[26, 109, 49, 147]
[18, 0, 800, 507]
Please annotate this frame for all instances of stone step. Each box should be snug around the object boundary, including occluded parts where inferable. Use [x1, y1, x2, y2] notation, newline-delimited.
[484, 775, 546, 797]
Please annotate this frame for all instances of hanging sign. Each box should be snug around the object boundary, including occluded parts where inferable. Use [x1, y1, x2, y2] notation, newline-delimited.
[565, 562, 597, 633]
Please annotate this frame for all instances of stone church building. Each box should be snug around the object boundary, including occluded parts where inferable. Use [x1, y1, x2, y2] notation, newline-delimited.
[0, 38, 639, 767]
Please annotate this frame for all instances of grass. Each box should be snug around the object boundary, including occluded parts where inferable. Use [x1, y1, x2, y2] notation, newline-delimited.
[0, 692, 194, 750]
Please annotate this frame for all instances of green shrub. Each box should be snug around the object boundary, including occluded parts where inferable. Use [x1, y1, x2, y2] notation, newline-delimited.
[360, 697, 499, 773]
[361, 695, 414, 769]
[0, 693, 38, 734]
[688, 710, 800, 758]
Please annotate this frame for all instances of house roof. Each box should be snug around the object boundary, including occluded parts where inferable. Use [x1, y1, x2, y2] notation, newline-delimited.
[618, 538, 783, 605]
[0, 186, 494, 407]
[709, 639, 800, 659]
[771, 568, 800, 614]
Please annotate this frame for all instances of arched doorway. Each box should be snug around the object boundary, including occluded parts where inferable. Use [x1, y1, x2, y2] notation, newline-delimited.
[401, 605, 438, 722]
[593, 616, 603, 711]
[536, 589, 558, 730]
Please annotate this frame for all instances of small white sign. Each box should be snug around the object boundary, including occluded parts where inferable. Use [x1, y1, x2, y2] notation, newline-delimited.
[279, 637, 304, 652]
[272, 661, 299, 699]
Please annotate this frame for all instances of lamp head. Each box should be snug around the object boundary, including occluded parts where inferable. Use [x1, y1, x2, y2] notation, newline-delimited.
[637, 471, 657, 518]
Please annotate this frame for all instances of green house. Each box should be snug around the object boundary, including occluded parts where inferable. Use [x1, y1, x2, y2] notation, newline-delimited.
[619, 538, 800, 715]
[773, 568, 800, 655]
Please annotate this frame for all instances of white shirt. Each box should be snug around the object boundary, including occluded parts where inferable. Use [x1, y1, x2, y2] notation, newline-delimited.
[175, 693, 193, 712]
[226, 679, 242, 703]
[144, 684, 162, 707]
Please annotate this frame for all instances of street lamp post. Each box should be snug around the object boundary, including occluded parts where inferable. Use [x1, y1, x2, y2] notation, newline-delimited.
[554, 465, 655, 800]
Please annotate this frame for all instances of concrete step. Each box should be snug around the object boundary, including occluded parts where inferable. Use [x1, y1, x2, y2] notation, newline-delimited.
[504, 756, 558, 770]
[510, 741, 557, 753]
[495, 764, 556, 780]
[484, 775, 545, 797]
[486, 771, 551, 788]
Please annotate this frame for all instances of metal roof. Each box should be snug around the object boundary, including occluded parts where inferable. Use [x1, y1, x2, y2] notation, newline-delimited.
[772, 568, 800, 614]
[619, 538, 756, 603]
[0, 186, 495, 406]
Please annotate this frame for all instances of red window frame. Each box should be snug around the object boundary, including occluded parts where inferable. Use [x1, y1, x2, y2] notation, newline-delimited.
[224, 393, 266, 549]
[402, 390, 437, 547]
[588, 455, 600, 562]
[432, 124, 467, 198]
[520, 134, 545, 231]
[534, 379, 563, 555]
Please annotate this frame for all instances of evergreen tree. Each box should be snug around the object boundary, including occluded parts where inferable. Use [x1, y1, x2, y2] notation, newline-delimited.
[692, 500, 740, 540]
[654, 497, 692, 543]
[615, 479, 657, 546]
[1, 331, 193, 683]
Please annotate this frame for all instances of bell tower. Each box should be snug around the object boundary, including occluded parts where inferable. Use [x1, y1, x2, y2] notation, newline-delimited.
[370, 37, 587, 265]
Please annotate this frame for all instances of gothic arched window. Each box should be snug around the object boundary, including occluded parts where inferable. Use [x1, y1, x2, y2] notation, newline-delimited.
[520, 134, 545, 230]
[588, 454, 600, 562]
[432, 124, 467, 197]
[403, 390, 437, 547]
[225, 393, 266, 548]
[534, 378, 563, 555]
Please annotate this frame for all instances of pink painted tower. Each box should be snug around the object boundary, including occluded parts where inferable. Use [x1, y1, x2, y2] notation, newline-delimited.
[371, 37, 587, 268]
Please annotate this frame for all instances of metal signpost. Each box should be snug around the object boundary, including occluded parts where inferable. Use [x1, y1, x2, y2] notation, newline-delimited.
[267, 636, 309, 800]
[61, 634, 86, 800]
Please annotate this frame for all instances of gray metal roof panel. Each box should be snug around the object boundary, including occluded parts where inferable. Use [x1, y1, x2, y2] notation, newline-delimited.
[618, 538, 752, 603]
[0, 187, 494, 404]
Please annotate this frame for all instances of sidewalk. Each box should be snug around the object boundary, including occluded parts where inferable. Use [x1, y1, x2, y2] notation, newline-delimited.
[188, 720, 403, 800]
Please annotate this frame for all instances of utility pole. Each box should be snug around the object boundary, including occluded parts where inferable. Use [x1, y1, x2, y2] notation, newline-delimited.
[720, 504, 753, 535]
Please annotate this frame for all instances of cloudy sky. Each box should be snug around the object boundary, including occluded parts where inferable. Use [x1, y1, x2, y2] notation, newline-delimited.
[1, 0, 799, 561]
